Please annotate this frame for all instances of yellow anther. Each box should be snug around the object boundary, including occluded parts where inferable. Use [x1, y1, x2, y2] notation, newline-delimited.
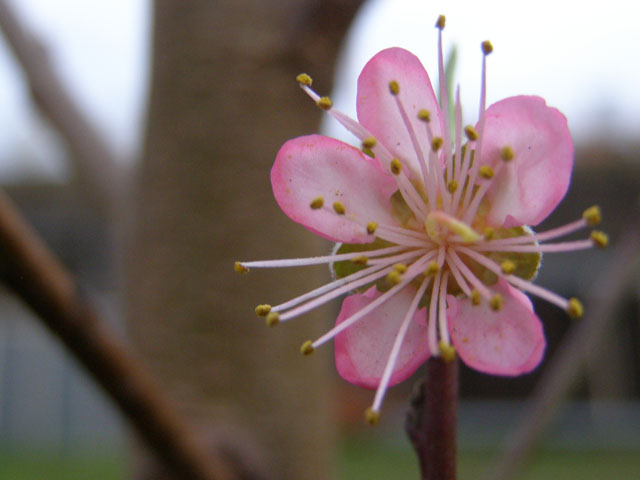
[464, 125, 478, 141]
[567, 298, 584, 319]
[590, 230, 609, 248]
[418, 109, 431, 122]
[394, 263, 408, 273]
[482, 40, 494, 55]
[255, 304, 271, 317]
[483, 227, 495, 240]
[365, 407, 380, 426]
[362, 136, 377, 149]
[309, 196, 324, 209]
[425, 261, 440, 276]
[295, 73, 312, 86]
[266, 312, 280, 327]
[333, 201, 346, 215]
[582, 205, 601, 227]
[300, 340, 315, 355]
[388, 80, 400, 95]
[447, 179, 458, 194]
[316, 96, 333, 110]
[390, 158, 402, 175]
[386, 270, 403, 286]
[234, 261, 249, 274]
[366, 221, 378, 235]
[431, 137, 444, 152]
[438, 341, 457, 363]
[436, 14, 446, 30]
[500, 145, 514, 162]
[352, 255, 368, 266]
[479, 165, 494, 179]
[471, 289, 482, 305]
[490, 294, 503, 311]
[500, 260, 516, 274]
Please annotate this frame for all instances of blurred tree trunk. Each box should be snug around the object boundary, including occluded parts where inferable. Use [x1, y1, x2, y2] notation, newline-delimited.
[125, 1, 363, 479]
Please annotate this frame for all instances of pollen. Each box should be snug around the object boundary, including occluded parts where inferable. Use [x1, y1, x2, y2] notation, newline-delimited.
[431, 137, 444, 152]
[418, 109, 431, 122]
[389, 80, 400, 95]
[490, 294, 503, 311]
[500, 145, 514, 162]
[309, 196, 324, 209]
[390, 158, 402, 175]
[435, 14, 445, 30]
[479, 165, 494, 179]
[582, 205, 601, 226]
[365, 407, 380, 426]
[483, 227, 495, 240]
[234, 261, 249, 274]
[567, 298, 584, 318]
[300, 340, 315, 355]
[333, 201, 346, 215]
[439, 341, 457, 363]
[394, 263, 408, 273]
[500, 260, 516, 274]
[590, 230, 609, 248]
[352, 255, 368, 266]
[266, 312, 280, 327]
[471, 289, 481, 305]
[255, 304, 272, 317]
[366, 222, 378, 234]
[481, 40, 494, 55]
[425, 261, 440, 276]
[386, 270, 403, 286]
[362, 136, 377, 150]
[316, 96, 333, 110]
[295, 73, 312, 86]
[447, 179, 458, 193]
[464, 125, 478, 141]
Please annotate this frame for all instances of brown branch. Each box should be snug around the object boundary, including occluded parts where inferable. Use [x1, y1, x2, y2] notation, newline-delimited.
[0, 188, 244, 480]
[483, 229, 640, 480]
[406, 357, 459, 480]
[0, 0, 122, 216]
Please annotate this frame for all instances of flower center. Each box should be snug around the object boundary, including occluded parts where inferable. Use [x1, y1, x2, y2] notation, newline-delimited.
[424, 210, 481, 244]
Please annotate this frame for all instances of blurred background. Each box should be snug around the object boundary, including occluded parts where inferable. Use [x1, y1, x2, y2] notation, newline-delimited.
[0, 0, 638, 479]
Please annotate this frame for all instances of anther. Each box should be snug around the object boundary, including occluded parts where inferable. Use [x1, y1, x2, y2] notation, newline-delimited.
[479, 165, 494, 179]
[567, 298, 584, 318]
[309, 196, 324, 209]
[295, 73, 312, 86]
[471, 289, 482, 305]
[388, 80, 400, 96]
[316, 96, 333, 110]
[435, 14, 445, 30]
[394, 263, 408, 273]
[366, 222, 378, 235]
[483, 227, 495, 240]
[418, 109, 431, 122]
[390, 158, 402, 175]
[266, 312, 280, 327]
[300, 340, 315, 355]
[365, 407, 380, 426]
[386, 270, 403, 286]
[425, 261, 440, 276]
[500, 260, 516, 274]
[431, 137, 444, 152]
[439, 341, 457, 363]
[362, 136, 377, 149]
[481, 40, 493, 55]
[234, 261, 249, 274]
[464, 125, 479, 141]
[489, 294, 503, 311]
[590, 230, 609, 248]
[500, 145, 514, 162]
[582, 205, 601, 226]
[352, 255, 368, 266]
[447, 180, 458, 193]
[333, 201, 346, 215]
[255, 304, 271, 317]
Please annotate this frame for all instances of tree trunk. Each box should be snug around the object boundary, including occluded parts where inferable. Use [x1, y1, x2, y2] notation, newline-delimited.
[125, 1, 363, 479]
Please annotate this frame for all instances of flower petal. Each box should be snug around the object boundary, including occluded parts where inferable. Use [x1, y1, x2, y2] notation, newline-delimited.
[334, 285, 430, 389]
[271, 134, 398, 243]
[447, 278, 545, 376]
[357, 48, 443, 180]
[479, 96, 574, 227]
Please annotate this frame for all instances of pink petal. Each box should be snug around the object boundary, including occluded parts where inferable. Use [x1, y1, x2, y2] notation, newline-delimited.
[334, 286, 431, 389]
[479, 96, 574, 227]
[357, 48, 443, 180]
[447, 279, 545, 376]
[271, 135, 398, 243]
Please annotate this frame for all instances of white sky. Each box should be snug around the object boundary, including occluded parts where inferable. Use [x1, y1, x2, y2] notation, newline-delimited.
[0, 0, 638, 180]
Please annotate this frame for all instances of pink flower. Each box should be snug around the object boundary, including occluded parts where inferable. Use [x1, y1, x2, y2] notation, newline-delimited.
[236, 16, 607, 423]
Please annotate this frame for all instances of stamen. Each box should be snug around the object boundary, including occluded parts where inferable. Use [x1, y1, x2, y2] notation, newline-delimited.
[418, 109, 431, 122]
[582, 205, 601, 226]
[295, 73, 313, 86]
[447, 179, 458, 193]
[439, 342, 456, 362]
[435, 14, 445, 30]
[234, 261, 249, 274]
[479, 165, 494, 179]
[394, 263, 408, 273]
[385, 270, 403, 286]
[567, 298, 584, 318]
[300, 340, 315, 355]
[255, 304, 272, 317]
[425, 261, 440, 276]
[309, 196, 324, 209]
[266, 312, 280, 327]
[464, 125, 478, 141]
[435, 14, 452, 172]
[388, 80, 400, 95]
[362, 136, 377, 149]
[481, 40, 494, 55]
[352, 255, 368, 266]
[437, 271, 451, 348]
[500, 145, 514, 162]
[590, 230, 609, 248]
[333, 201, 346, 215]
[431, 137, 444, 152]
[500, 260, 516, 274]
[316, 96, 333, 110]
[365, 407, 380, 426]
[367, 222, 378, 234]
[472, 239, 595, 253]
[471, 289, 481, 305]
[447, 250, 491, 299]
[489, 294, 503, 311]
[390, 158, 402, 175]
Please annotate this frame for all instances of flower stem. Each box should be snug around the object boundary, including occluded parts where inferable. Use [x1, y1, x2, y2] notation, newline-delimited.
[406, 357, 458, 480]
